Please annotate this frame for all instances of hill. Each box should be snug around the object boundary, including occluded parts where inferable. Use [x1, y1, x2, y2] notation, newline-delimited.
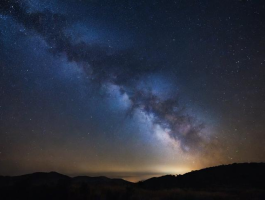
[0, 172, 131, 187]
[138, 163, 265, 189]
[0, 163, 265, 200]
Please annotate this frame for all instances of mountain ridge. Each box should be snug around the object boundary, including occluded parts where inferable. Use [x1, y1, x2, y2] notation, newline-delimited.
[139, 162, 265, 189]
[0, 162, 264, 188]
[1, 163, 265, 200]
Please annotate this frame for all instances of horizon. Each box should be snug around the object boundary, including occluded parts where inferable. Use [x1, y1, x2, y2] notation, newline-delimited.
[0, 168, 190, 183]
[1, 163, 265, 200]
[1, 162, 262, 182]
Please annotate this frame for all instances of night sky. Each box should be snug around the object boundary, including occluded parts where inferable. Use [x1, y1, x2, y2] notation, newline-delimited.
[1, 0, 265, 182]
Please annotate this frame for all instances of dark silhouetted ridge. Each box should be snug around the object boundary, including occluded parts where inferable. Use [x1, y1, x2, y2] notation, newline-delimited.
[138, 163, 265, 190]
[1, 163, 265, 199]
[73, 176, 131, 186]
[0, 172, 131, 188]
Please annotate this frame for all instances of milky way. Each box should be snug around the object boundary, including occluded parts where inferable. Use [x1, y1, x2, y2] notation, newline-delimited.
[0, 0, 209, 152]
[1, 0, 265, 181]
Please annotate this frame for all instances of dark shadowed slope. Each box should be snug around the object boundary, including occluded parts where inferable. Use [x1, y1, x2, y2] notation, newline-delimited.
[73, 176, 131, 186]
[0, 163, 265, 200]
[138, 163, 265, 189]
[0, 172, 71, 187]
[0, 163, 265, 189]
[0, 172, 132, 187]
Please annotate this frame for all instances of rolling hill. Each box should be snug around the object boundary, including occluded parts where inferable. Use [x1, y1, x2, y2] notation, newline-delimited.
[0, 163, 265, 200]
[138, 163, 265, 189]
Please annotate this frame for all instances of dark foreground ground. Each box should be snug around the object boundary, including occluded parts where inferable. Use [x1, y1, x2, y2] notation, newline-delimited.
[2, 185, 264, 200]
[1, 163, 265, 200]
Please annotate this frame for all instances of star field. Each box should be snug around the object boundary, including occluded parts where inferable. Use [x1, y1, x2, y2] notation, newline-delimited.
[0, 0, 265, 182]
